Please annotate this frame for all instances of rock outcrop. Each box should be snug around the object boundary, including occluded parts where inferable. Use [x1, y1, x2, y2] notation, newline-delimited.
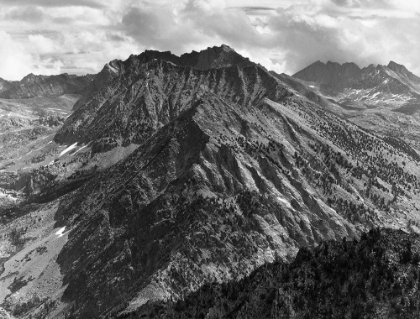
[135, 229, 420, 319]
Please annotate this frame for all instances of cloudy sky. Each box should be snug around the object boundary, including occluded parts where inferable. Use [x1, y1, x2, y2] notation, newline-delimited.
[0, 0, 419, 80]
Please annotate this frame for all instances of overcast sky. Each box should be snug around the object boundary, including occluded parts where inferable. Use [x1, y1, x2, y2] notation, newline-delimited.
[0, 0, 419, 80]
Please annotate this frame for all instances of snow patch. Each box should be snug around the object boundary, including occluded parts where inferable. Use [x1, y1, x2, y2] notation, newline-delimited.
[55, 227, 66, 238]
[59, 143, 78, 157]
[72, 145, 87, 155]
[277, 196, 292, 209]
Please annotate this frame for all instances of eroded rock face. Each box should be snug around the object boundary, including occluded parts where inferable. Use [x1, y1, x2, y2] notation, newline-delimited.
[54, 95, 358, 318]
[54, 92, 420, 318]
[54, 48, 289, 150]
[2, 46, 420, 319]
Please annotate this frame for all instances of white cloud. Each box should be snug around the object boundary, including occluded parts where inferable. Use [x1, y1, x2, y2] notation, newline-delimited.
[28, 34, 56, 54]
[0, 0, 420, 79]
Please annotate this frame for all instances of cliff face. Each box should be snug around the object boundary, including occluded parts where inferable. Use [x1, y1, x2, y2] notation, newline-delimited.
[54, 50, 287, 151]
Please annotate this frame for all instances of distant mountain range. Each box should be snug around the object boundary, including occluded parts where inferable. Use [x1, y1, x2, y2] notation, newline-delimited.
[0, 73, 93, 99]
[293, 60, 420, 111]
[0, 45, 420, 319]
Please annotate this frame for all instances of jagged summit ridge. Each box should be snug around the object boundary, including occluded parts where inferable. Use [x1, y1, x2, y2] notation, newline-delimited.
[293, 60, 361, 86]
[55, 47, 289, 149]
[69, 44, 255, 112]
[293, 59, 420, 98]
[120, 44, 253, 71]
[3, 44, 420, 319]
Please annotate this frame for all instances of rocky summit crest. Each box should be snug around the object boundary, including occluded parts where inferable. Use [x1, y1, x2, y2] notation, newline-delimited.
[2, 46, 420, 319]
[293, 60, 420, 97]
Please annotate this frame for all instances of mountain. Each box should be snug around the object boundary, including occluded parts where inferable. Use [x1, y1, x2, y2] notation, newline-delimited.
[1, 46, 420, 319]
[0, 73, 94, 99]
[293, 60, 420, 152]
[0, 72, 94, 172]
[0, 77, 14, 93]
[293, 60, 420, 107]
[54, 45, 271, 151]
[136, 228, 420, 319]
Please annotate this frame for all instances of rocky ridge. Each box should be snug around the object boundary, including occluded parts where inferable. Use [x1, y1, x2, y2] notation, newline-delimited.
[0, 74, 93, 100]
[293, 60, 420, 100]
[134, 228, 420, 319]
[0, 46, 420, 319]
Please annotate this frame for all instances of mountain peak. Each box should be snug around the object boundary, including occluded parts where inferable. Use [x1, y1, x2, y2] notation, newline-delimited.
[293, 60, 361, 88]
[179, 44, 253, 70]
[21, 73, 37, 81]
[220, 44, 234, 51]
[387, 60, 409, 74]
[388, 60, 402, 68]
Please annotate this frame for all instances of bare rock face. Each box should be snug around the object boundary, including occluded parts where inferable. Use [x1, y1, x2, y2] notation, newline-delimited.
[2, 46, 420, 319]
[54, 46, 288, 150]
[293, 60, 361, 91]
[0, 73, 93, 99]
[179, 44, 254, 70]
[54, 94, 361, 318]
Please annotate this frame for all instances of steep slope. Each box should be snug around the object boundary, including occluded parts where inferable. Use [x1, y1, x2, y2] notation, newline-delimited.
[0, 72, 93, 172]
[0, 77, 14, 93]
[54, 48, 286, 152]
[138, 228, 420, 319]
[12, 91, 420, 318]
[293, 60, 362, 94]
[0, 74, 93, 99]
[39, 93, 360, 318]
[70, 44, 253, 113]
[2, 46, 420, 319]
